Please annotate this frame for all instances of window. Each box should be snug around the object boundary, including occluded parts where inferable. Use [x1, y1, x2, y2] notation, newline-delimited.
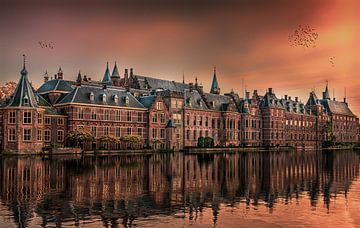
[104, 126, 109, 136]
[116, 127, 121, 137]
[127, 112, 131, 122]
[23, 129, 31, 141]
[8, 111, 16, 124]
[127, 127, 132, 135]
[8, 129, 16, 142]
[193, 130, 197, 140]
[187, 130, 190, 140]
[156, 102, 162, 110]
[138, 112, 142, 122]
[176, 128, 180, 139]
[44, 117, 51, 125]
[205, 117, 209, 127]
[152, 113, 158, 123]
[160, 113, 165, 124]
[91, 109, 97, 120]
[199, 116, 203, 126]
[92, 126, 97, 137]
[152, 128, 157, 138]
[37, 129, 42, 141]
[194, 116, 197, 126]
[38, 113, 43, 124]
[57, 130, 64, 142]
[104, 110, 110, 121]
[23, 111, 32, 124]
[78, 108, 84, 119]
[116, 110, 121, 121]
[44, 130, 51, 142]
[57, 118, 64, 125]
[137, 128, 142, 137]
[186, 114, 190, 126]
[173, 113, 181, 124]
[160, 129, 165, 139]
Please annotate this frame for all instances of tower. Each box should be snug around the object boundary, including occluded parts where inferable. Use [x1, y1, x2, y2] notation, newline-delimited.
[322, 81, 330, 100]
[210, 66, 220, 94]
[102, 62, 112, 85]
[110, 61, 120, 86]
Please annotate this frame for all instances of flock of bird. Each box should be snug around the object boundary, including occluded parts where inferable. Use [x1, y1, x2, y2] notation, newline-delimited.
[329, 57, 335, 67]
[288, 25, 318, 48]
[38, 41, 54, 49]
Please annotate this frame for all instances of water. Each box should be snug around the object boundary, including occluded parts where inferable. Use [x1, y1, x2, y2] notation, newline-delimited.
[0, 150, 359, 228]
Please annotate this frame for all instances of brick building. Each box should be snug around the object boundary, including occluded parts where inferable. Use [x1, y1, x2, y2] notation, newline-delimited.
[0, 58, 358, 153]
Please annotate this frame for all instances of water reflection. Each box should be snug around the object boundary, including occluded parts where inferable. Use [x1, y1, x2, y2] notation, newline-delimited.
[0, 150, 359, 227]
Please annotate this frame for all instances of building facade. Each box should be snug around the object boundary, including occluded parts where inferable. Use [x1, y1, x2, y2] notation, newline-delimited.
[0, 59, 358, 153]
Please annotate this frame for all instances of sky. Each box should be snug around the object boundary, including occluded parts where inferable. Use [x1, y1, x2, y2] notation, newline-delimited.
[1, 0, 360, 115]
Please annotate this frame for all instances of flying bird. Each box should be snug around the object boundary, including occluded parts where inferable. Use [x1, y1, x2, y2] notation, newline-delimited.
[288, 25, 318, 48]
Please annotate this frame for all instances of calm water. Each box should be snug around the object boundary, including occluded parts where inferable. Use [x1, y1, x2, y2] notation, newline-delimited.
[0, 150, 360, 228]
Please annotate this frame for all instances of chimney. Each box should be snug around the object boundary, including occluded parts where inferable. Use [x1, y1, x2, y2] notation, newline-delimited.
[284, 95, 288, 100]
[268, 88, 273, 94]
[344, 97, 347, 105]
[295, 97, 298, 102]
[130, 68, 133, 77]
[57, 67, 63, 80]
[289, 96, 291, 100]
[245, 91, 250, 99]
[333, 98, 336, 101]
[44, 71, 49, 82]
[124, 69, 129, 81]
[54, 74, 57, 79]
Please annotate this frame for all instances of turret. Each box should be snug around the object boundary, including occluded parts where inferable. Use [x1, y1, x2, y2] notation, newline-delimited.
[210, 66, 220, 94]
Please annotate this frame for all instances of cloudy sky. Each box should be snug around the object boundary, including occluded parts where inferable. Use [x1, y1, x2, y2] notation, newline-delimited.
[1, 0, 359, 114]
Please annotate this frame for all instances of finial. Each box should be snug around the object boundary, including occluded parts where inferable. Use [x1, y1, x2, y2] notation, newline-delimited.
[182, 71, 185, 84]
[214, 65, 216, 74]
[23, 54, 26, 68]
[106, 61, 109, 68]
[195, 77, 198, 85]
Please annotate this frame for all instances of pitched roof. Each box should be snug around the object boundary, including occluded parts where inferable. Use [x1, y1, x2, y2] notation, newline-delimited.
[102, 62, 112, 84]
[56, 84, 145, 109]
[135, 75, 189, 92]
[210, 67, 220, 94]
[37, 79, 73, 94]
[320, 99, 355, 116]
[137, 95, 157, 108]
[111, 62, 120, 77]
[8, 63, 38, 108]
[184, 89, 208, 110]
[259, 90, 283, 109]
[203, 92, 231, 111]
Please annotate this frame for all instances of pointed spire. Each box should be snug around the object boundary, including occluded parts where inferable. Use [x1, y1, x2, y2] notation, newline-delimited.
[76, 70, 82, 85]
[111, 61, 120, 77]
[8, 55, 38, 107]
[210, 65, 220, 94]
[323, 80, 330, 100]
[182, 71, 185, 84]
[102, 62, 112, 85]
[21, 54, 27, 75]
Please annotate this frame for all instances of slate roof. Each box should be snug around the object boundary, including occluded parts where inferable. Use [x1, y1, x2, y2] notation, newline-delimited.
[56, 85, 145, 109]
[111, 62, 120, 77]
[306, 91, 320, 106]
[210, 68, 220, 94]
[138, 95, 156, 108]
[135, 75, 189, 92]
[183, 89, 208, 110]
[8, 64, 38, 108]
[320, 99, 355, 116]
[259, 91, 283, 109]
[37, 79, 73, 94]
[102, 63, 112, 84]
[203, 93, 231, 111]
[279, 98, 307, 114]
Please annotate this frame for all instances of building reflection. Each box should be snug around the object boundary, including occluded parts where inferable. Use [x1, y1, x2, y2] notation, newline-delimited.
[0, 150, 359, 227]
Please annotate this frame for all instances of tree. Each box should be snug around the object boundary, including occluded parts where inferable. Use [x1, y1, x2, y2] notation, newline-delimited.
[197, 137, 205, 147]
[99, 135, 120, 150]
[204, 137, 214, 147]
[67, 128, 95, 149]
[322, 121, 335, 147]
[120, 135, 142, 149]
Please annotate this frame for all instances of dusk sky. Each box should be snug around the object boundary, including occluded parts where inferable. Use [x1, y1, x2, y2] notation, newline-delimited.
[1, 0, 359, 114]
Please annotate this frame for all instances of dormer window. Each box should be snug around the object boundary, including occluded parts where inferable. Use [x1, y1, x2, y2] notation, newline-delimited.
[114, 94, 119, 103]
[23, 94, 29, 106]
[101, 93, 107, 103]
[90, 92, 95, 102]
[124, 96, 129, 105]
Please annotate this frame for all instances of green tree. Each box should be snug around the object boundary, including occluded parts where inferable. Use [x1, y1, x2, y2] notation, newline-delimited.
[197, 137, 205, 147]
[99, 135, 120, 150]
[204, 137, 214, 147]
